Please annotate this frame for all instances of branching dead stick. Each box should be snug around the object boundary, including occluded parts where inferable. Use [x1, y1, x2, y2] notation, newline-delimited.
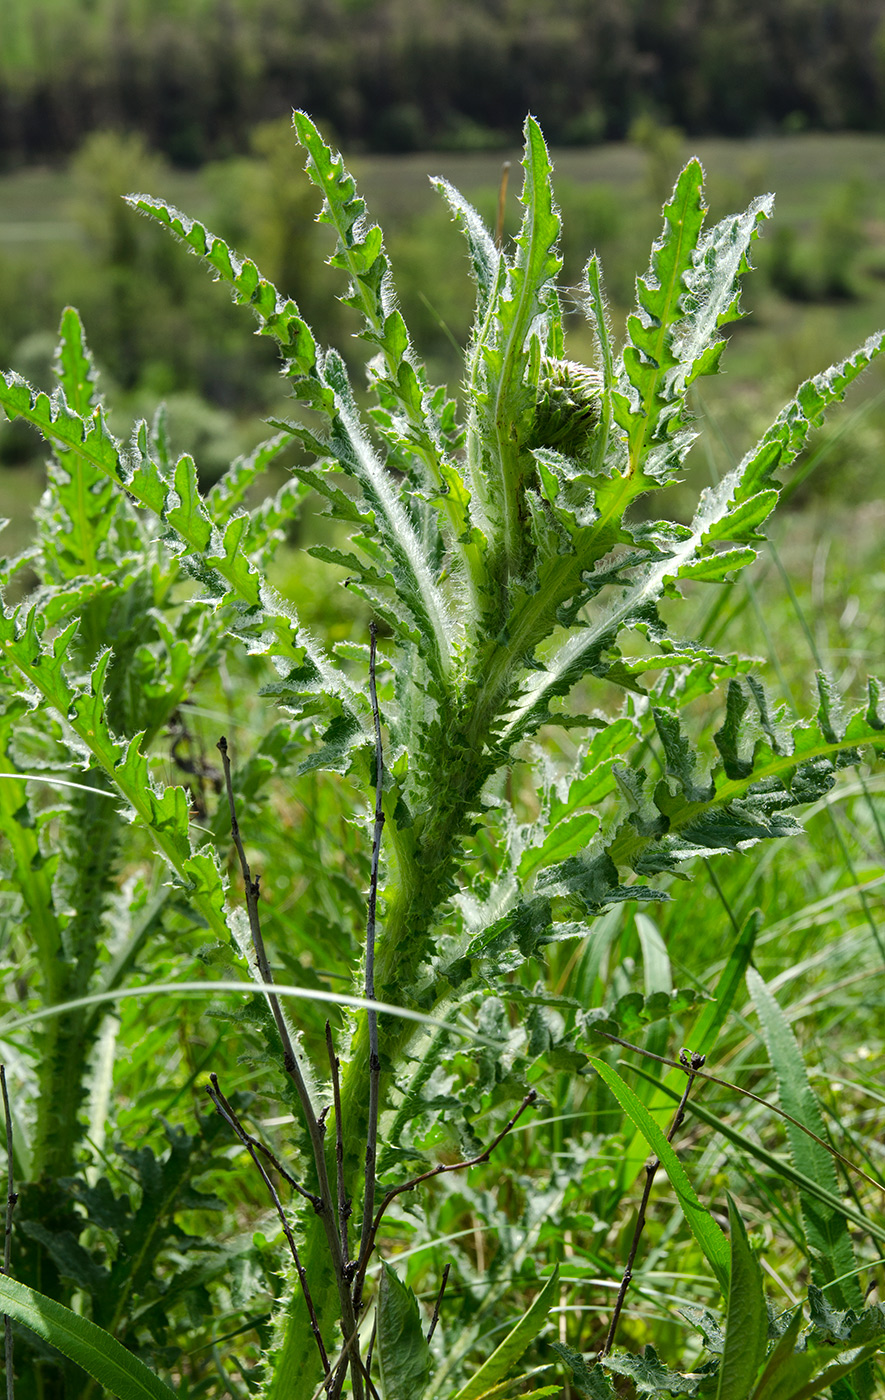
[593, 1029, 884, 1194]
[427, 1262, 450, 1342]
[309, 1316, 373, 1400]
[601, 1050, 703, 1358]
[1, 1066, 17, 1400]
[326, 1021, 350, 1264]
[207, 1075, 331, 1383]
[363, 1319, 378, 1400]
[218, 737, 318, 1123]
[208, 1076, 323, 1213]
[352, 1090, 537, 1308]
[217, 739, 364, 1400]
[354, 623, 385, 1313]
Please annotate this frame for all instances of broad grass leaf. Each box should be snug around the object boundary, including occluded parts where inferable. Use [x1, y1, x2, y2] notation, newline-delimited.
[617, 909, 761, 1191]
[0, 1274, 177, 1400]
[759, 1342, 884, 1400]
[628, 1063, 885, 1251]
[450, 1266, 559, 1400]
[751, 1308, 803, 1400]
[588, 1057, 730, 1294]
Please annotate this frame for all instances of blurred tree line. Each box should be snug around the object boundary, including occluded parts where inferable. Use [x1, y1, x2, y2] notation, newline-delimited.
[3, 0, 885, 166]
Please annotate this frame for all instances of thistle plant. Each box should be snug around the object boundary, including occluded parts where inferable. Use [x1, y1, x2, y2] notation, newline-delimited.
[0, 114, 883, 1400]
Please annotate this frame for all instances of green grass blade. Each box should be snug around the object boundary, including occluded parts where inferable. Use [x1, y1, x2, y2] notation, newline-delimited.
[788, 1343, 884, 1400]
[0, 980, 507, 1048]
[690, 908, 762, 1054]
[717, 1194, 767, 1400]
[627, 1063, 885, 1248]
[751, 1308, 803, 1400]
[588, 1057, 730, 1294]
[0, 1274, 177, 1400]
[617, 908, 761, 1190]
[450, 1266, 559, 1400]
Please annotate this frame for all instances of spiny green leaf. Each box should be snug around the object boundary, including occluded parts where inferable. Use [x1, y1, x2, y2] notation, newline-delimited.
[551, 1342, 616, 1398]
[205, 430, 295, 524]
[583, 254, 620, 475]
[54, 306, 101, 414]
[603, 1344, 700, 1396]
[318, 349, 455, 684]
[603, 678, 885, 881]
[293, 109, 454, 512]
[125, 193, 318, 372]
[165, 454, 212, 550]
[376, 1261, 434, 1400]
[807, 1287, 885, 1347]
[433, 177, 501, 322]
[618, 159, 707, 481]
[677, 194, 773, 389]
[746, 968, 866, 1314]
[471, 115, 563, 572]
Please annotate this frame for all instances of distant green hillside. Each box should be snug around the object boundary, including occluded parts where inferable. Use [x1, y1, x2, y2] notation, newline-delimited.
[2, 0, 885, 165]
[1, 126, 885, 547]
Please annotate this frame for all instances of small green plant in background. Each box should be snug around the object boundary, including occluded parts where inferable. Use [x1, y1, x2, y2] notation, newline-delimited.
[0, 114, 883, 1400]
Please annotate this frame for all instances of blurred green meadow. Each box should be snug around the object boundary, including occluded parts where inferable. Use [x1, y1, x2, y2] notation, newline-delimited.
[2, 126, 885, 544]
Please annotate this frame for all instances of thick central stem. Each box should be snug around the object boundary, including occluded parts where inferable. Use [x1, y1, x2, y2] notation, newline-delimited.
[267, 796, 468, 1398]
[268, 593, 580, 1395]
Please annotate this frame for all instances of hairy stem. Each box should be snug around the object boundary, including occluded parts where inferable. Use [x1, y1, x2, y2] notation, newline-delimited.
[354, 623, 385, 1315]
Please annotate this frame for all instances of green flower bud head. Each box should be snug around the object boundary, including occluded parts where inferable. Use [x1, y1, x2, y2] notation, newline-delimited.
[531, 357, 602, 455]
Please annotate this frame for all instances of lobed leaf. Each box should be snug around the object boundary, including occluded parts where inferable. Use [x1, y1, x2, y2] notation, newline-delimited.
[125, 193, 318, 373]
[617, 160, 707, 482]
[470, 115, 563, 572]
